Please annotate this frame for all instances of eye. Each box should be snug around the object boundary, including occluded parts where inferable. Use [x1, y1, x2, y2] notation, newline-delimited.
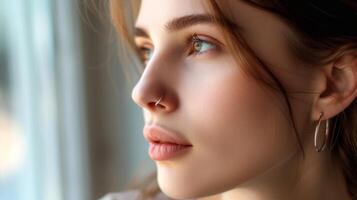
[189, 34, 217, 56]
[137, 46, 153, 65]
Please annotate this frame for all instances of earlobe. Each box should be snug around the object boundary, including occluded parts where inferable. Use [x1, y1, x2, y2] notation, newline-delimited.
[312, 51, 357, 121]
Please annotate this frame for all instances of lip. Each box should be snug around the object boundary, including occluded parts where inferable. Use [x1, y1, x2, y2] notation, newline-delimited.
[143, 125, 193, 161]
[148, 142, 192, 161]
[143, 124, 192, 146]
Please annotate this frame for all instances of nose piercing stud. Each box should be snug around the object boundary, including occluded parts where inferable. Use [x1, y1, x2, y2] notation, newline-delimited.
[155, 95, 163, 107]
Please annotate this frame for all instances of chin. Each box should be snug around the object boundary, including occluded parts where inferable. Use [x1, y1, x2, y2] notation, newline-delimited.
[157, 174, 225, 200]
[158, 178, 193, 199]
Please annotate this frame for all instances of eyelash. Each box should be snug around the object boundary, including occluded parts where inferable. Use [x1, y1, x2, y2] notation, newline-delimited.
[188, 34, 217, 56]
[136, 34, 218, 65]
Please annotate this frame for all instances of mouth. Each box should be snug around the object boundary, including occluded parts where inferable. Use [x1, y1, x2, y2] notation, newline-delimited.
[143, 124, 192, 146]
[148, 142, 193, 161]
[143, 124, 193, 160]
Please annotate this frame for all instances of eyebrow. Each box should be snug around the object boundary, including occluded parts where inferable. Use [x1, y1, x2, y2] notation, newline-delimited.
[135, 14, 219, 38]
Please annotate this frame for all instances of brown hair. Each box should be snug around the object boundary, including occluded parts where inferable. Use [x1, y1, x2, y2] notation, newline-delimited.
[109, 0, 357, 199]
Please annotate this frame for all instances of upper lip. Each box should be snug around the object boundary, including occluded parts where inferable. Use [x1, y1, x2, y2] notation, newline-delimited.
[143, 124, 192, 146]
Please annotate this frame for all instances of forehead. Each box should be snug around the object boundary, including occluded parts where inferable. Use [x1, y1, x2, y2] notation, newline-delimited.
[135, 0, 209, 28]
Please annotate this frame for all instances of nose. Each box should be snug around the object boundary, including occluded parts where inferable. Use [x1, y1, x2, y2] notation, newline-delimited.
[131, 77, 178, 113]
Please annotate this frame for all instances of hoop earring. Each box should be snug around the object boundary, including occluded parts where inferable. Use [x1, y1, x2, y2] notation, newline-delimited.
[314, 112, 329, 152]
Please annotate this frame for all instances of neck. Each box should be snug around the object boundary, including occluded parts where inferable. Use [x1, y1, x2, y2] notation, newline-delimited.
[198, 148, 351, 200]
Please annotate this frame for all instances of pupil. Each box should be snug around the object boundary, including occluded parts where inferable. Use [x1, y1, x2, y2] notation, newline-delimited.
[194, 41, 201, 51]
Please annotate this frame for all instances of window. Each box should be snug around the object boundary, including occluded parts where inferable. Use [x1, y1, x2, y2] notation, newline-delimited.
[0, 0, 89, 199]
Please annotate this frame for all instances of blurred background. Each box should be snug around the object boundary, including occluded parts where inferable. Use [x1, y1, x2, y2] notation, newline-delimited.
[0, 0, 155, 200]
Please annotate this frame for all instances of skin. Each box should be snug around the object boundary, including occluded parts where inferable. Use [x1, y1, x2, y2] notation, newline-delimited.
[131, 0, 357, 200]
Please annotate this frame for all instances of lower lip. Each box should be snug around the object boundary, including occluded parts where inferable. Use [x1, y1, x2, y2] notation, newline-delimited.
[148, 142, 192, 161]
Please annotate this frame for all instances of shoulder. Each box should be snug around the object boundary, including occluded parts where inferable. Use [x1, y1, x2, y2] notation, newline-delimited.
[99, 190, 174, 200]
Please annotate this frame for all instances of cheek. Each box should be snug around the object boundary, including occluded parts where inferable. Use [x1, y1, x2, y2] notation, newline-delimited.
[158, 69, 298, 199]
[191, 71, 296, 164]
[189, 69, 292, 147]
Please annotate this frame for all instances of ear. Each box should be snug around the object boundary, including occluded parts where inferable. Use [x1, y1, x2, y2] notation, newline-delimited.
[312, 50, 357, 121]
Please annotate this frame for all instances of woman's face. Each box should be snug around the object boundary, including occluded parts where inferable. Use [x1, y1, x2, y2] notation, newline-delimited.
[132, 0, 321, 199]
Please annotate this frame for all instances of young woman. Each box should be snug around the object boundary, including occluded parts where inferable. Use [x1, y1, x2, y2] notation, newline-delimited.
[103, 0, 357, 200]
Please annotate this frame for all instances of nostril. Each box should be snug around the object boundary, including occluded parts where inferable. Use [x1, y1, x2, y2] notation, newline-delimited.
[156, 104, 166, 109]
[148, 102, 166, 110]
